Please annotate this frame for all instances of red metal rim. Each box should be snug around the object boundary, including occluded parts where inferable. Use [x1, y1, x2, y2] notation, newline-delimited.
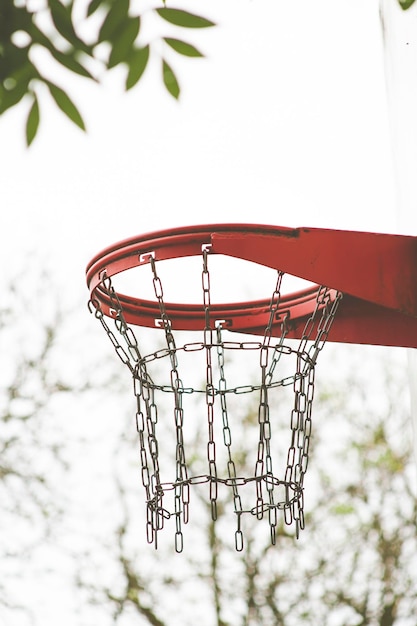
[86, 224, 333, 332]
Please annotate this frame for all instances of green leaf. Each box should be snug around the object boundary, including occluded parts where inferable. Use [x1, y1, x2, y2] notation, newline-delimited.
[108, 17, 140, 69]
[0, 81, 27, 114]
[48, 0, 91, 53]
[156, 8, 215, 28]
[125, 45, 149, 90]
[46, 81, 86, 130]
[164, 38, 203, 57]
[0, 54, 36, 114]
[28, 24, 95, 80]
[86, 0, 102, 17]
[26, 94, 40, 146]
[98, 0, 129, 42]
[162, 59, 179, 99]
[52, 47, 96, 79]
[398, 0, 416, 8]
[0, 43, 30, 76]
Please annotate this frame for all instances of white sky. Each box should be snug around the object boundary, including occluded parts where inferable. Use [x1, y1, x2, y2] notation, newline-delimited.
[2, 2, 417, 623]
[0, 0, 402, 303]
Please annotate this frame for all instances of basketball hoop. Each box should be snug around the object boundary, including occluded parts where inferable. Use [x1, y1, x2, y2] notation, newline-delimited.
[86, 224, 417, 551]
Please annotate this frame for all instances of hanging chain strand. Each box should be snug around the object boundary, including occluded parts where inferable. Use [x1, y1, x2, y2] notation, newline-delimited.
[215, 322, 245, 551]
[201, 247, 219, 523]
[256, 271, 285, 545]
[285, 286, 343, 536]
[149, 256, 188, 553]
[89, 262, 342, 551]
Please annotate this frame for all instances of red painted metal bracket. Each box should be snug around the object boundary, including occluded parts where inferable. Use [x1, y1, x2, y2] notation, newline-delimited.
[211, 226, 417, 348]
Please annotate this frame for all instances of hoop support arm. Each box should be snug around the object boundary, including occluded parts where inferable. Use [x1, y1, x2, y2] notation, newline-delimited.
[211, 227, 417, 348]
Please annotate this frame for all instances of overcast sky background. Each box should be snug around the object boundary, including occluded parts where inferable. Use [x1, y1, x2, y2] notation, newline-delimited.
[0, 0, 403, 300]
[2, 2, 417, 622]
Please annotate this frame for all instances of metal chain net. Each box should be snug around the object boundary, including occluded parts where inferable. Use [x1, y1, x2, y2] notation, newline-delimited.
[89, 253, 342, 552]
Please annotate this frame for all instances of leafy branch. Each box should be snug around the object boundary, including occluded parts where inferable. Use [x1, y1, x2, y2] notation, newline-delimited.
[398, 0, 417, 9]
[0, 0, 215, 145]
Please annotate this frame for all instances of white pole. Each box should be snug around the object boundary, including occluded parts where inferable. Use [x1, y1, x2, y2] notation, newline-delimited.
[379, 0, 417, 465]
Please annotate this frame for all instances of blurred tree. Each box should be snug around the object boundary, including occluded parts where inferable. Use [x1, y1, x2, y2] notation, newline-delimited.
[0, 0, 215, 145]
[76, 348, 417, 626]
[289, 365, 417, 626]
[0, 269, 97, 624]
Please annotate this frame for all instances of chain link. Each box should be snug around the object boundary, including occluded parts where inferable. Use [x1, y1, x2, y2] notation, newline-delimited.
[256, 271, 286, 544]
[89, 256, 342, 551]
